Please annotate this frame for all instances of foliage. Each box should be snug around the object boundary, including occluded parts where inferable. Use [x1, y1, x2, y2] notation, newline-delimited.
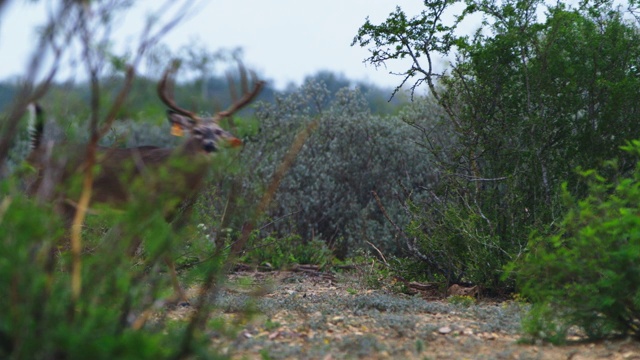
[0, 178, 235, 359]
[1, 109, 256, 356]
[0, 90, 271, 359]
[239, 233, 333, 269]
[405, 201, 504, 286]
[448, 295, 476, 307]
[244, 81, 433, 258]
[516, 140, 640, 343]
[354, 0, 640, 289]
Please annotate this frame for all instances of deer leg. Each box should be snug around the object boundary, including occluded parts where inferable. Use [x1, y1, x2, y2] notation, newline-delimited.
[130, 257, 188, 330]
[127, 235, 144, 257]
[164, 256, 190, 306]
[126, 233, 188, 306]
[162, 196, 197, 307]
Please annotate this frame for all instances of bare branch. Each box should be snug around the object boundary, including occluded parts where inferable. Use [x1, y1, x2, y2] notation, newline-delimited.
[0, 2, 72, 172]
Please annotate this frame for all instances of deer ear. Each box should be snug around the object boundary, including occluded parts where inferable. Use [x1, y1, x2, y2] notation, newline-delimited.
[167, 110, 195, 137]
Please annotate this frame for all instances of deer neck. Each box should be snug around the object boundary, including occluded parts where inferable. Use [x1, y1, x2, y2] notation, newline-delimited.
[178, 138, 208, 157]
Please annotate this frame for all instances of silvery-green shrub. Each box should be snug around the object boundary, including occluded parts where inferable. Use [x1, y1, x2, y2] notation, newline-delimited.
[243, 81, 438, 258]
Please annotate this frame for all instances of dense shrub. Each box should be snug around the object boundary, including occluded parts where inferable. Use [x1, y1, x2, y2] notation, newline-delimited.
[399, 96, 513, 286]
[516, 140, 640, 343]
[243, 82, 435, 258]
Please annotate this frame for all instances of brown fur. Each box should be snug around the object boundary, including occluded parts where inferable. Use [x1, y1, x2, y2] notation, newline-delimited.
[25, 116, 230, 211]
[447, 284, 481, 298]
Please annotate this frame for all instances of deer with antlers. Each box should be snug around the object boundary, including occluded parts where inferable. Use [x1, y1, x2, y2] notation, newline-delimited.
[25, 62, 264, 304]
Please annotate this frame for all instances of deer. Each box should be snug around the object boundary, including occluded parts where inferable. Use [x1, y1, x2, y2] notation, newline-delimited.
[25, 62, 265, 305]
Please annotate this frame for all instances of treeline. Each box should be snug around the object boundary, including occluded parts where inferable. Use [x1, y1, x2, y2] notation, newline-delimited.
[0, 69, 409, 121]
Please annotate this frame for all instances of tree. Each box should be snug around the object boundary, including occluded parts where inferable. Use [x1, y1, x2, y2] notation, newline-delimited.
[353, 0, 640, 288]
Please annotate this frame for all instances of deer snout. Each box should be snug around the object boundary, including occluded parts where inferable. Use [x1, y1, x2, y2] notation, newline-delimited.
[202, 141, 217, 153]
[227, 137, 243, 148]
[217, 131, 243, 149]
[201, 136, 242, 153]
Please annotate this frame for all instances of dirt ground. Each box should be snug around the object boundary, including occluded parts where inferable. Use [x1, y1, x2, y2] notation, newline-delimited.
[172, 270, 640, 359]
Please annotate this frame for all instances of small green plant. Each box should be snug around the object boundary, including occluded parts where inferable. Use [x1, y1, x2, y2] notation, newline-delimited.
[240, 233, 333, 269]
[349, 250, 418, 292]
[516, 140, 640, 343]
[259, 349, 273, 360]
[346, 288, 358, 295]
[0, 188, 186, 359]
[509, 293, 527, 304]
[518, 303, 571, 345]
[447, 295, 476, 307]
[263, 318, 281, 331]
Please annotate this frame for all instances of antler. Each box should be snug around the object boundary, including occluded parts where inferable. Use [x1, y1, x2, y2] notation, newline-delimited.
[158, 60, 201, 121]
[158, 60, 264, 123]
[213, 61, 265, 123]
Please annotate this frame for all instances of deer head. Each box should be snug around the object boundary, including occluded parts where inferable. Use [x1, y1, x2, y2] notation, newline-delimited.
[157, 60, 264, 155]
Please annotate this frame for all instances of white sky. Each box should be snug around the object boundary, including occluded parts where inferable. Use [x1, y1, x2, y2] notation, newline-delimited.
[0, 1, 436, 90]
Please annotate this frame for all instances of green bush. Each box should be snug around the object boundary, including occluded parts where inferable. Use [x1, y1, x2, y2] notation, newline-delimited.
[397, 96, 514, 288]
[353, 0, 640, 293]
[517, 140, 640, 343]
[0, 151, 245, 358]
[0, 186, 176, 359]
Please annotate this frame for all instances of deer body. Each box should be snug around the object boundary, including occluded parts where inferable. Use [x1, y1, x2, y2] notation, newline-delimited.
[26, 114, 227, 220]
[31, 147, 203, 207]
[89, 144, 209, 206]
[25, 116, 234, 305]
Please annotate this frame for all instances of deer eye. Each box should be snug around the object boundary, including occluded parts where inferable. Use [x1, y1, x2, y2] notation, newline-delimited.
[214, 129, 224, 136]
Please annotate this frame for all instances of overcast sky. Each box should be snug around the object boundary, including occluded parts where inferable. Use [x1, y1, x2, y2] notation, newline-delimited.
[0, 1, 436, 90]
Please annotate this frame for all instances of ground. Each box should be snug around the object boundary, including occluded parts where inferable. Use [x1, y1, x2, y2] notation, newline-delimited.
[168, 270, 640, 360]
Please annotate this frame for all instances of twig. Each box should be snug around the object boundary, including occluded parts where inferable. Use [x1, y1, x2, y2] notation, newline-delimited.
[365, 240, 388, 267]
